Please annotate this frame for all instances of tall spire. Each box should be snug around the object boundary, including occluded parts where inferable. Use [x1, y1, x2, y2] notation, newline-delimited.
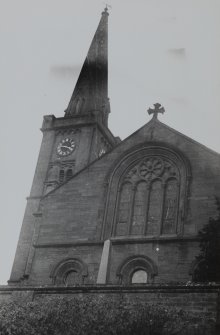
[65, 8, 110, 126]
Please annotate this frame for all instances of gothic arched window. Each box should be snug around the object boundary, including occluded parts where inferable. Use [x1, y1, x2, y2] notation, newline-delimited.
[116, 183, 133, 236]
[162, 178, 179, 234]
[146, 179, 163, 235]
[103, 146, 190, 239]
[131, 181, 147, 235]
[114, 155, 181, 237]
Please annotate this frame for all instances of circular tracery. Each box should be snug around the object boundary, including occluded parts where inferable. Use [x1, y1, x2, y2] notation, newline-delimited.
[138, 157, 164, 180]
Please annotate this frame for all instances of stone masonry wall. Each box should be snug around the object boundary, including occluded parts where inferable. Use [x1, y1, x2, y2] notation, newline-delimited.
[10, 118, 220, 285]
[0, 285, 219, 325]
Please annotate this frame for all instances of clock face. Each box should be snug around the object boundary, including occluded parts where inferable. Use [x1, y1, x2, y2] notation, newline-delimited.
[57, 138, 76, 157]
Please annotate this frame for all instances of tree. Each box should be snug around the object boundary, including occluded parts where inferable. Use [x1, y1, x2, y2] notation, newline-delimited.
[194, 198, 220, 282]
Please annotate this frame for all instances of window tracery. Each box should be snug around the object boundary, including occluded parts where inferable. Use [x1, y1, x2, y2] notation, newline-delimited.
[114, 155, 182, 237]
[102, 145, 190, 240]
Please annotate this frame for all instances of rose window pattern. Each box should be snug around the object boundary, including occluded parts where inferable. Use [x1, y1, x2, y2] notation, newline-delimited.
[138, 157, 164, 179]
[115, 156, 180, 237]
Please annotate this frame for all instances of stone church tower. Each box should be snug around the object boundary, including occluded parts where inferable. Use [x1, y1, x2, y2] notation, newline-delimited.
[9, 8, 220, 287]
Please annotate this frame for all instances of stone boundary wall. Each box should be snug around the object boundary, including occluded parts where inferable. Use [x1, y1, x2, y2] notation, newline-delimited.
[0, 284, 219, 325]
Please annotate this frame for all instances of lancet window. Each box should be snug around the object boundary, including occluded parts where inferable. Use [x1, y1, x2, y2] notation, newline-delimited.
[66, 168, 73, 180]
[59, 169, 65, 183]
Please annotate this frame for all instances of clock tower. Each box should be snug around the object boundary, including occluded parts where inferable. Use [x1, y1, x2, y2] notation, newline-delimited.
[42, 7, 118, 195]
[9, 7, 118, 284]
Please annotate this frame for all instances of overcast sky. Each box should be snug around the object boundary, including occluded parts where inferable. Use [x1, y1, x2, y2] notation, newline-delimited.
[0, 0, 220, 284]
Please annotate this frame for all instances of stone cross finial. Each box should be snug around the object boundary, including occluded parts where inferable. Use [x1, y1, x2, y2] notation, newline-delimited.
[148, 103, 165, 119]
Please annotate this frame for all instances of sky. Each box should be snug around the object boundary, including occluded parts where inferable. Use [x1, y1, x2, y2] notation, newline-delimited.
[0, 0, 220, 284]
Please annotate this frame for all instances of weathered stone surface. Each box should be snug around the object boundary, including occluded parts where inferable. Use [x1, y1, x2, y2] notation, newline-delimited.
[9, 118, 220, 286]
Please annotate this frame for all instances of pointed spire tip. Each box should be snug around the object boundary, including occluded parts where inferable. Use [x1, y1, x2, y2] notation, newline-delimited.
[102, 4, 111, 15]
[65, 4, 109, 126]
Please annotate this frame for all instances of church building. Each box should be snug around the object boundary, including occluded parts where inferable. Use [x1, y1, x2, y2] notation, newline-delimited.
[8, 8, 220, 287]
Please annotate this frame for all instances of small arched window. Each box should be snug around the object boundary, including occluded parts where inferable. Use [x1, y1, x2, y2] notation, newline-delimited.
[131, 270, 148, 284]
[66, 169, 73, 180]
[116, 255, 158, 285]
[59, 169, 65, 183]
[64, 270, 80, 286]
[50, 258, 88, 285]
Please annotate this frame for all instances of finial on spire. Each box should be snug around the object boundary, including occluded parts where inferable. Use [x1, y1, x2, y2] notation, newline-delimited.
[102, 3, 112, 14]
[148, 103, 165, 120]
